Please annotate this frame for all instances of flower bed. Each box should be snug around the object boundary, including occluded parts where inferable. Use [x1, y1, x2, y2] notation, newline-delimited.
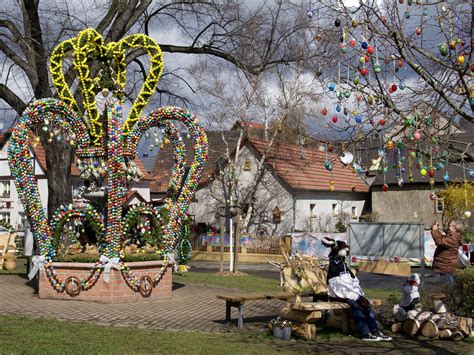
[39, 260, 173, 303]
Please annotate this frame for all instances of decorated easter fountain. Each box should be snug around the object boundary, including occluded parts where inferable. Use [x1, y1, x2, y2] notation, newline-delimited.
[7, 29, 208, 302]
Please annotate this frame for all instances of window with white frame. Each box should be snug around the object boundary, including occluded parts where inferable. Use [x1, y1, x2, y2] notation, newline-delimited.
[0, 181, 10, 198]
[310, 203, 316, 217]
[435, 198, 444, 214]
[0, 212, 11, 224]
[351, 206, 357, 217]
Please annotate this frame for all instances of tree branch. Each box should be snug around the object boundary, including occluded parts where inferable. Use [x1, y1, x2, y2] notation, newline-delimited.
[0, 83, 27, 114]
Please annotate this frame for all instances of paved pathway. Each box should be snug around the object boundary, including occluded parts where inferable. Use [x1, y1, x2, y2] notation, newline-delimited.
[0, 275, 285, 332]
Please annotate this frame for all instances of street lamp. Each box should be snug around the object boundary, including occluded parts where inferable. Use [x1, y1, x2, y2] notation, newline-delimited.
[228, 203, 238, 272]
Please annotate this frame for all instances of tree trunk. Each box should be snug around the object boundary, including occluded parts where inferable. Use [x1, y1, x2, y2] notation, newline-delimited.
[233, 208, 241, 273]
[41, 136, 74, 218]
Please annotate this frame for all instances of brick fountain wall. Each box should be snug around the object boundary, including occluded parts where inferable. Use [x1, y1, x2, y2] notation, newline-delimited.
[39, 260, 173, 302]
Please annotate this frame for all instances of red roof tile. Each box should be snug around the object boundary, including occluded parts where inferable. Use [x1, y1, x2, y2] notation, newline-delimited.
[248, 139, 369, 193]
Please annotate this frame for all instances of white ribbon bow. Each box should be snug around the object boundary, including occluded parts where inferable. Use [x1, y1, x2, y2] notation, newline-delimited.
[28, 255, 46, 281]
[99, 255, 121, 283]
[166, 252, 178, 271]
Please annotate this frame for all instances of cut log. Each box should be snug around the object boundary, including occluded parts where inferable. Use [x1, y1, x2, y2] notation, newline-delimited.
[439, 329, 452, 339]
[420, 320, 439, 338]
[391, 323, 402, 334]
[451, 331, 464, 341]
[326, 314, 357, 333]
[293, 323, 316, 341]
[402, 318, 420, 336]
[279, 307, 322, 323]
[458, 317, 472, 337]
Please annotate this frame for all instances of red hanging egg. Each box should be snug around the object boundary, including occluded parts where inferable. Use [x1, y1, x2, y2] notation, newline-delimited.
[367, 45, 374, 54]
[361, 68, 367, 76]
[379, 118, 386, 126]
[391, 84, 397, 92]
[321, 107, 328, 116]
[382, 184, 389, 192]
[415, 27, 422, 35]
[328, 144, 333, 152]
[428, 168, 435, 177]
[429, 192, 437, 201]
[470, 63, 474, 72]
[349, 38, 356, 47]
[332, 115, 338, 123]
[397, 59, 404, 67]
[364, 55, 369, 63]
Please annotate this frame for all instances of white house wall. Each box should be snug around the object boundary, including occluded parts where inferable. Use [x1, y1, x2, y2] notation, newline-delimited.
[0, 142, 48, 230]
[188, 144, 371, 237]
[294, 192, 367, 232]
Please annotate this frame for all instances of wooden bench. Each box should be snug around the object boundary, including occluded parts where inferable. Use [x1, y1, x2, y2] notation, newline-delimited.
[216, 291, 320, 328]
[282, 299, 383, 339]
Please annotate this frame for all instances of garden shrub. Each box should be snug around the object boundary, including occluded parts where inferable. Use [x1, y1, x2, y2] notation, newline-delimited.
[454, 267, 474, 317]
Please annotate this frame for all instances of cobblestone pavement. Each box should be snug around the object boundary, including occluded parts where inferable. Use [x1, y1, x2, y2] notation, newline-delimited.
[0, 275, 284, 332]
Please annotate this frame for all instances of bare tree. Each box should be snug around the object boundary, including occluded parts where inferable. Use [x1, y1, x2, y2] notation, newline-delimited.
[190, 62, 321, 272]
[305, 0, 472, 160]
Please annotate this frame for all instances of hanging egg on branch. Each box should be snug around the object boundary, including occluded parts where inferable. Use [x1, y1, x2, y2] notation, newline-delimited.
[361, 67, 367, 76]
[382, 184, 389, 192]
[314, 33, 322, 41]
[374, 63, 381, 73]
[352, 18, 359, 28]
[340, 43, 348, 53]
[328, 82, 336, 91]
[321, 107, 328, 116]
[379, 118, 386, 126]
[404, 11, 410, 19]
[367, 45, 374, 55]
[332, 115, 338, 123]
[399, 80, 406, 90]
[334, 18, 341, 27]
[416, 27, 422, 35]
[349, 38, 356, 47]
[439, 43, 448, 56]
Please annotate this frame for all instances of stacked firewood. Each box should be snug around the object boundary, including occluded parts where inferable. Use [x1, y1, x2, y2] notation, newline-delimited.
[392, 295, 472, 341]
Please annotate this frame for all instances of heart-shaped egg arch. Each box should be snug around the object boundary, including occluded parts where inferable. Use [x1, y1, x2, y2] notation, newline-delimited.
[7, 29, 208, 295]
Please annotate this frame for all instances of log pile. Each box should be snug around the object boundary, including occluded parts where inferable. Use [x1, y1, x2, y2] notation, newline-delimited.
[392, 308, 472, 341]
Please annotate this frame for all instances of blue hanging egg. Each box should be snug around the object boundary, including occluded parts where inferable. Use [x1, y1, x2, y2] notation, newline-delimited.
[361, 41, 368, 49]
[336, 104, 341, 112]
[443, 172, 450, 182]
[355, 114, 362, 123]
[325, 160, 333, 171]
[328, 82, 336, 91]
[399, 80, 406, 90]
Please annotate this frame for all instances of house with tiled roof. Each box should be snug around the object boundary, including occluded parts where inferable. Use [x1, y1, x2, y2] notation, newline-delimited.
[0, 135, 152, 232]
[151, 129, 370, 237]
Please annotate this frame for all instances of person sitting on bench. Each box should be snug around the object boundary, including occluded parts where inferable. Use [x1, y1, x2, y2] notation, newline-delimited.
[322, 237, 392, 342]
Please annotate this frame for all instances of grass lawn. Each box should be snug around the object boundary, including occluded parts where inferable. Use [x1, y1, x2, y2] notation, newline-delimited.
[0, 257, 26, 275]
[0, 314, 297, 354]
[173, 271, 282, 293]
[173, 271, 401, 302]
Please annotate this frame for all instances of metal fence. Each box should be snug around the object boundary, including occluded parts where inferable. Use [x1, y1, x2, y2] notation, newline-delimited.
[347, 222, 424, 259]
[189, 233, 281, 254]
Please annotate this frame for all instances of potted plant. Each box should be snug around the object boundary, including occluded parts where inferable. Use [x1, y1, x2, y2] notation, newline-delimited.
[270, 317, 292, 340]
[3, 253, 17, 270]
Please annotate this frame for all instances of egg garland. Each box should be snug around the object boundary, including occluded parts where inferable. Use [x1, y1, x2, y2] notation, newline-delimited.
[122, 204, 162, 248]
[7, 30, 208, 296]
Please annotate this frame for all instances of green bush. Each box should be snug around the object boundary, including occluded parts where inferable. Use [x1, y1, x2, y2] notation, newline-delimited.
[454, 267, 474, 317]
[52, 253, 164, 263]
[462, 231, 474, 244]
